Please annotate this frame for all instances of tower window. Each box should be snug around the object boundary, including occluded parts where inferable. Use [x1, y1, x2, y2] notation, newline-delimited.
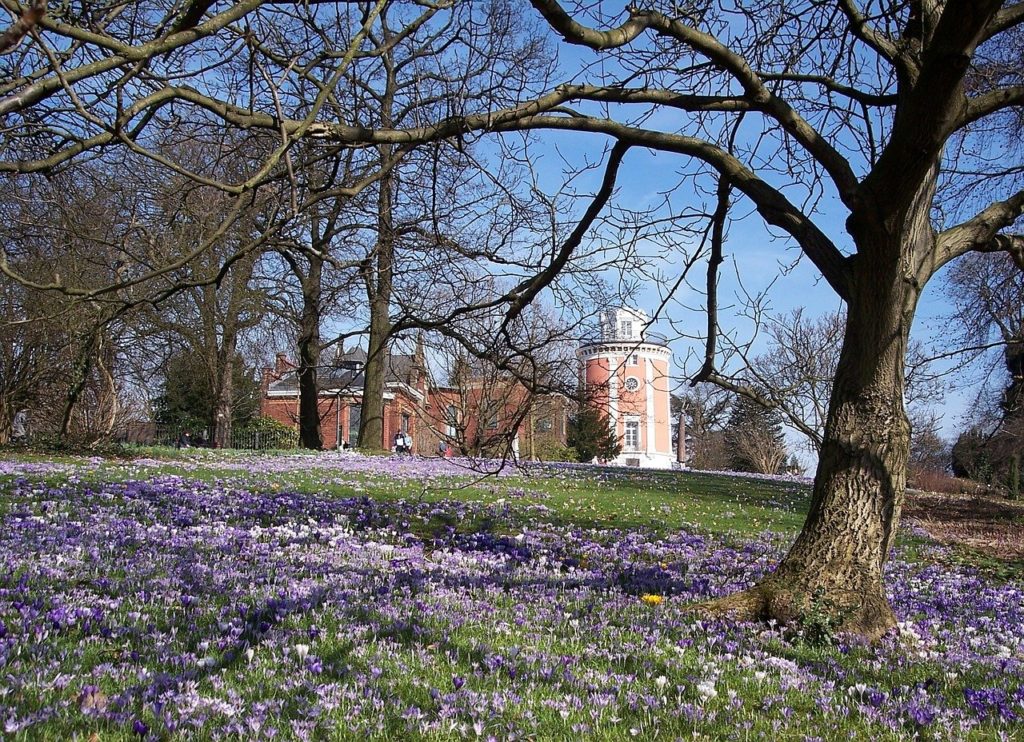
[620, 320, 633, 338]
[624, 376, 640, 392]
[624, 420, 640, 450]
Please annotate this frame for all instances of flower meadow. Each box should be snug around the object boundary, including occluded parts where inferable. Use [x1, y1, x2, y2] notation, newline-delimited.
[0, 453, 1022, 740]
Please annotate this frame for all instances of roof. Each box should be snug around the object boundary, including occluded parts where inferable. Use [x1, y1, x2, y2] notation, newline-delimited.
[335, 346, 367, 365]
[265, 350, 422, 396]
[266, 366, 363, 394]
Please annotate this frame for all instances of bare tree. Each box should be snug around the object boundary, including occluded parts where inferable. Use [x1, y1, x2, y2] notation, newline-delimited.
[724, 396, 788, 475]
[0, 274, 65, 443]
[718, 308, 942, 456]
[945, 251, 1024, 489]
[421, 300, 576, 459]
[946, 252, 1024, 418]
[477, 0, 1023, 638]
[0, 164, 150, 442]
[672, 386, 732, 470]
[908, 408, 950, 475]
[2, 0, 1022, 639]
[346, 1, 552, 451]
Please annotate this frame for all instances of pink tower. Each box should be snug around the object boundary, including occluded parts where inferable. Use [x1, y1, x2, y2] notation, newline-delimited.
[577, 307, 673, 468]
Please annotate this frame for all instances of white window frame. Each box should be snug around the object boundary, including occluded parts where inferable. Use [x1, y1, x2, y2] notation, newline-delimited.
[445, 405, 458, 437]
[624, 418, 640, 451]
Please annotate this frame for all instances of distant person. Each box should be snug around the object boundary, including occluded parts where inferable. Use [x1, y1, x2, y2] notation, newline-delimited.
[402, 431, 413, 454]
[438, 440, 447, 457]
[177, 430, 192, 449]
[11, 409, 27, 443]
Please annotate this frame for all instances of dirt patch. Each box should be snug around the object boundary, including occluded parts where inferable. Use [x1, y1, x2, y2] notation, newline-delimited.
[904, 489, 1024, 561]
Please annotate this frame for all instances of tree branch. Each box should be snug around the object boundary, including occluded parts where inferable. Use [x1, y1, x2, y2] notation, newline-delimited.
[529, 1, 861, 205]
[757, 71, 898, 107]
[983, 1, 1024, 40]
[986, 234, 1024, 271]
[499, 140, 631, 330]
[834, 0, 904, 70]
[0, 0, 43, 55]
[529, 0, 650, 49]
[860, 0, 1004, 220]
[169, 0, 218, 34]
[0, 0, 265, 116]
[962, 85, 1024, 127]
[693, 175, 731, 384]
[510, 115, 852, 301]
[935, 188, 1024, 270]
[720, 372, 824, 450]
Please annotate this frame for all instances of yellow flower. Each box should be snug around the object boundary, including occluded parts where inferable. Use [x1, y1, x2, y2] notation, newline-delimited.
[641, 594, 664, 606]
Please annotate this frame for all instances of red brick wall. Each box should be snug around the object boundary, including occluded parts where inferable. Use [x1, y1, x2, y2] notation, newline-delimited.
[261, 392, 427, 450]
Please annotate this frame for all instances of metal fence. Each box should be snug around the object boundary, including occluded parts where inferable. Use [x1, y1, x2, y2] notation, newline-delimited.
[116, 423, 298, 450]
[228, 427, 298, 450]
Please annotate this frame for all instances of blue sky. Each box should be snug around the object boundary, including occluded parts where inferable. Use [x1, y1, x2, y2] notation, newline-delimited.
[526, 122, 977, 468]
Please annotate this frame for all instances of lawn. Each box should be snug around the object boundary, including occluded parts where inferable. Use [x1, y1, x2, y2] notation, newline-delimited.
[0, 451, 1021, 740]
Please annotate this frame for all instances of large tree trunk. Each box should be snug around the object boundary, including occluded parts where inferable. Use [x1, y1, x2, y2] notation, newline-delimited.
[357, 40, 398, 452]
[359, 269, 392, 451]
[358, 139, 396, 450]
[297, 252, 324, 450]
[0, 398, 11, 444]
[211, 338, 236, 449]
[95, 341, 119, 439]
[773, 272, 917, 635]
[702, 184, 932, 639]
[60, 329, 100, 442]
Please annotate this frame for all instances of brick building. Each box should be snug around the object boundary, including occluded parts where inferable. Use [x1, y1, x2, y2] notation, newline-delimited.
[260, 342, 569, 456]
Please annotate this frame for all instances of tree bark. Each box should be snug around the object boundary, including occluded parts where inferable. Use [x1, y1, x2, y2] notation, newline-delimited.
[296, 251, 324, 449]
[359, 241, 392, 450]
[0, 398, 11, 444]
[211, 333, 236, 449]
[702, 264, 919, 638]
[60, 329, 100, 442]
[358, 50, 397, 452]
[700, 164, 935, 638]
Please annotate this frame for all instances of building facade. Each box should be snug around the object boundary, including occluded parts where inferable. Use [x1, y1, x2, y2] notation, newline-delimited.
[261, 346, 435, 452]
[260, 343, 569, 457]
[577, 307, 673, 468]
